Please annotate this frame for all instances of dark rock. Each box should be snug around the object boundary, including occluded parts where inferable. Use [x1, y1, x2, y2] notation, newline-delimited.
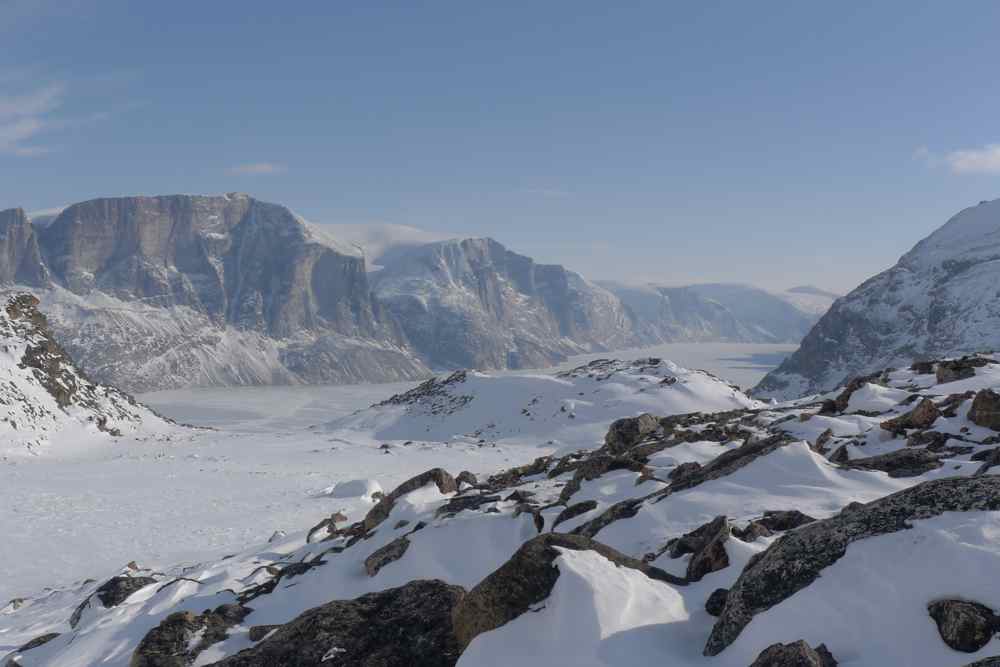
[131, 611, 201, 667]
[757, 510, 816, 532]
[668, 461, 702, 483]
[706, 476, 1000, 656]
[975, 448, 1000, 476]
[844, 448, 944, 478]
[705, 588, 729, 617]
[504, 490, 535, 503]
[71, 575, 157, 628]
[813, 428, 834, 453]
[485, 456, 551, 490]
[676, 516, 730, 583]
[456, 471, 478, 487]
[604, 413, 660, 454]
[557, 454, 644, 503]
[732, 521, 773, 543]
[748, 640, 837, 666]
[828, 444, 850, 464]
[937, 358, 986, 384]
[970, 389, 1000, 431]
[928, 599, 999, 653]
[436, 494, 501, 518]
[451, 533, 684, 651]
[833, 377, 867, 413]
[880, 398, 940, 432]
[209, 580, 464, 667]
[910, 360, 935, 374]
[551, 500, 598, 529]
[363, 468, 457, 531]
[906, 430, 949, 450]
[364, 536, 410, 577]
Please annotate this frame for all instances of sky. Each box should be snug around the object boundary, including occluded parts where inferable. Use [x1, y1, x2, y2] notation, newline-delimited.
[2, 1, 1000, 292]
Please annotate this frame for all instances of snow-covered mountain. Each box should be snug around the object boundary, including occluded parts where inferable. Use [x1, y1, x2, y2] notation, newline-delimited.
[371, 238, 637, 370]
[601, 281, 826, 343]
[757, 198, 1000, 399]
[7, 350, 1000, 665]
[0, 195, 432, 392]
[0, 294, 169, 458]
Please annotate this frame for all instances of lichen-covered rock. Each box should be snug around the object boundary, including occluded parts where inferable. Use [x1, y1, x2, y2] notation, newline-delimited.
[756, 510, 817, 532]
[880, 397, 940, 432]
[71, 575, 157, 628]
[209, 580, 464, 667]
[937, 358, 987, 384]
[667, 516, 731, 582]
[969, 389, 1000, 431]
[604, 413, 659, 454]
[363, 468, 457, 531]
[748, 641, 837, 666]
[705, 588, 729, 617]
[844, 448, 943, 478]
[928, 599, 999, 653]
[131, 604, 251, 667]
[706, 476, 1000, 656]
[364, 536, 410, 577]
[451, 533, 683, 651]
[552, 500, 598, 529]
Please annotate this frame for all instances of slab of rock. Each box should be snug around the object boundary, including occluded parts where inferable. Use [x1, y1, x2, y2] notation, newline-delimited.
[604, 413, 659, 454]
[209, 580, 464, 667]
[844, 448, 943, 478]
[928, 599, 999, 653]
[363, 468, 457, 531]
[71, 575, 157, 628]
[880, 398, 940, 432]
[970, 390, 1000, 431]
[757, 510, 817, 532]
[937, 358, 986, 384]
[667, 516, 731, 582]
[131, 604, 252, 667]
[451, 533, 683, 651]
[552, 500, 598, 529]
[706, 476, 1000, 656]
[364, 536, 410, 577]
[748, 641, 837, 666]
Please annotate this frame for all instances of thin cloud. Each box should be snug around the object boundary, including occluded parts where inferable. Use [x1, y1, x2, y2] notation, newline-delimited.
[228, 162, 288, 175]
[945, 144, 1000, 174]
[0, 82, 64, 156]
[916, 143, 1000, 174]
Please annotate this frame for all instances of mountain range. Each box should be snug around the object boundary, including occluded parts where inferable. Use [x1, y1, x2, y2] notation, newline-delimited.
[0, 194, 833, 392]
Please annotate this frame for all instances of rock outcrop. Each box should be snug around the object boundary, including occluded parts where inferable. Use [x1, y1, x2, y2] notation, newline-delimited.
[706, 476, 1000, 655]
[748, 641, 837, 667]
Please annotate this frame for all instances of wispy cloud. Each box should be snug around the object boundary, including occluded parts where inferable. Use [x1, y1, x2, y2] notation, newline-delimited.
[914, 143, 1000, 174]
[228, 162, 288, 175]
[0, 83, 64, 156]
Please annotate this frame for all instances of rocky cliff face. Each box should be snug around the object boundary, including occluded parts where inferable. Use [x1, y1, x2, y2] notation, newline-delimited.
[371, 238, 634, 370]
[0, 194, 428, 391]
[601, 282, 819, 344]
[757, 198, 1000, 399]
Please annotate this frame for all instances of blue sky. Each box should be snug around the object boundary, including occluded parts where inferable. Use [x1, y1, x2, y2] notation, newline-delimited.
[3, 1, 1000, 292]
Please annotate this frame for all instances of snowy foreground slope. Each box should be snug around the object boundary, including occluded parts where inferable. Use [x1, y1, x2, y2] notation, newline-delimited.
[0, 294, 170, 458]
[758, 198, 1000, 399]
[7, 353, 1000, 665]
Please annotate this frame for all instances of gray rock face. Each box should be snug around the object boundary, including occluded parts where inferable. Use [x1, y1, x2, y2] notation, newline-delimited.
[757, 199, 1000, 399]
[0, 208, 47, 286]
[372, 238, 635, 370]
[706, 476, 1000, 656]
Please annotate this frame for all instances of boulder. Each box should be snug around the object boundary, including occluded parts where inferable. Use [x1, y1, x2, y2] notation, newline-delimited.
[928, 599, 999, 653]
[364, 536, 410, 577]
[131, 604, 253, 667]
[757, 510, 817, 532]
[705, 588, 729, 617]
[667, 516, 731, 582]
[844, 448, 943, 478]
[748, 641, 837, 666]
[604, 413, 659, 454]
[937, 358, 986, 384]
[456, 470, 478, 487]
[551, 500, 598, 529]
[209, 580, 465, 667]
[668, 461, 702, 483]
[451, 533, 683, 651]
[970, 390, 1000, 431]
[71, 575, 157, 627]
[363, 468, 457, 531]
[880, 398, 940, 432]
[706, 476, 1000, 656]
